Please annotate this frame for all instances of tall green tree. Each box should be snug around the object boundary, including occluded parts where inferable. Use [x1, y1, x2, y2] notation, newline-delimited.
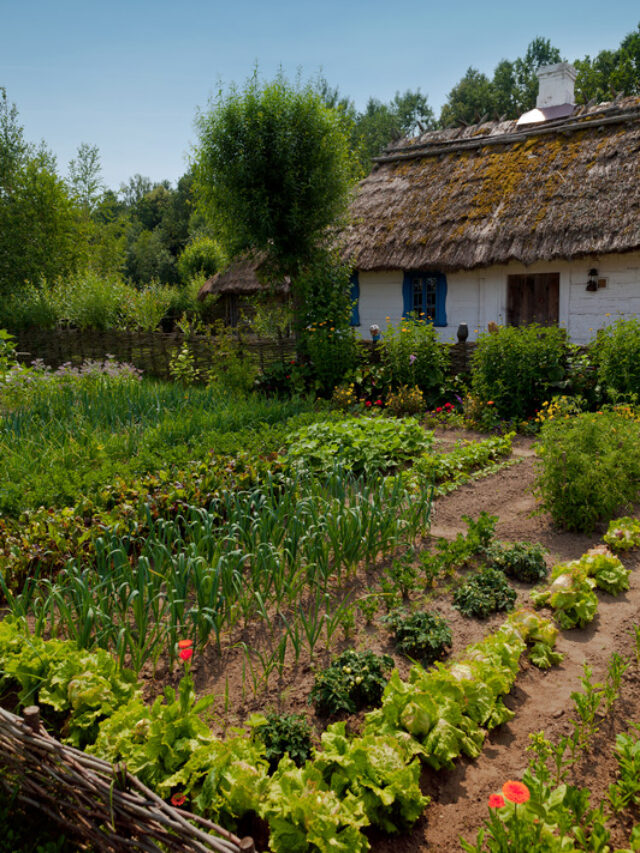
[193, 71, 357, 277]
[67, 142, 103, 213]
[575, 23, 640, 102]
[353, 89, 435, 168]
[440, 67, 496, 126]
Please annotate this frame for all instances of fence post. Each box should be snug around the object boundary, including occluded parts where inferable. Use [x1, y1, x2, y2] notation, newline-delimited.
[239, 838, 256, 852]
[22, 705, 41, 733]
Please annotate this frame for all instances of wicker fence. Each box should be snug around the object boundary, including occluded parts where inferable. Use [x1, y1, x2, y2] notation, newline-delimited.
[13, 328, 296, 380]
[12, 328, 476, 380]
[0, 705, 257, 852]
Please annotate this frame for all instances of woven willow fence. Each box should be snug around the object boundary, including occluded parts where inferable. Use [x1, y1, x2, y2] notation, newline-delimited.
[13, 328, 296, 380]
[0, 705, 256, 853]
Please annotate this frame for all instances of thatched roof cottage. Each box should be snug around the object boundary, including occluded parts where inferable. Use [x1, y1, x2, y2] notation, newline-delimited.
[342, 63, 640, 343]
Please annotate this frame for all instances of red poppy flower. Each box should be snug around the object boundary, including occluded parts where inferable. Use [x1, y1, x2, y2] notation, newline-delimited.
[375, 399, 382, 406]
[365, 401, 372, 407]
[502, 780, 530, 804]
[179, 648, 193, 662]
[436, 407, 443, 413]
[488, 794, 505, 808]
[177, 639, 193, 649]
[171, 793, 187, 807]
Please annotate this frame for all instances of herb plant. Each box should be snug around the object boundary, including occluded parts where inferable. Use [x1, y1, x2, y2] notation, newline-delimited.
[249, 712, 313, 772]
[487, 541, 549, 583]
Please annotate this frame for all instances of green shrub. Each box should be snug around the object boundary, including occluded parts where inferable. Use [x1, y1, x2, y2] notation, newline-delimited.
[471, 324, 567, 420]
[309, 649, 393, 716]
[592, 318, 640, 401]
[381, 314, 450, 407]
[534, 409, 640, 532]
[382, 608, 452, 664]
[177, 236, 227, 283]
[385, 384, 425, 415]
[452, 566, 517, 619]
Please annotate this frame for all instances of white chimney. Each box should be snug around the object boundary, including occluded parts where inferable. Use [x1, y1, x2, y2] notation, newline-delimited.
[517, 62, 576, 126]
[536, 62, 576, 109]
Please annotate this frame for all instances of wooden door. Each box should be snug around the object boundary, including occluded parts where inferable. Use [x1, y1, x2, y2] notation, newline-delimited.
[507, 273, 559, 326]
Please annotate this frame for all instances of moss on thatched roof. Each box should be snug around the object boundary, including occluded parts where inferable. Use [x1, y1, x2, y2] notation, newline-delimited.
[342, 97, 640, 271]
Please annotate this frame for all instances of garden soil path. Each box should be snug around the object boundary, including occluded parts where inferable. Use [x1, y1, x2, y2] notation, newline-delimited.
[372, 434, 640, 852]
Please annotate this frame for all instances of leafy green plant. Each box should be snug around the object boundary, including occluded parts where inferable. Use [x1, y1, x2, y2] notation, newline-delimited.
[592, 317, 640, 401]
[385, 384, 425, 416]
[309, 649, 393, 716]
[381, 314, 450, 407]
[531, 561, 599, 629]
[608, 725, 640, 814]
[382, 608, 452, 664]
[285, 416, 432, 476]
[470, 324, 567, 420]
[487, 541, 549, 583]
[534, 409, 640, 532]
[386, 550, 419, 600]
[452, 566, 517, 619]
[356, 591, 380, 625]
[603, 516, 640, 551]
[249, 712, 313, 772]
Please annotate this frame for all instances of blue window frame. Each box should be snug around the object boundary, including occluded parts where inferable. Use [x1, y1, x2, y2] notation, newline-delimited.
[402, 272, 447, 326]
[349, 271, 360, 326]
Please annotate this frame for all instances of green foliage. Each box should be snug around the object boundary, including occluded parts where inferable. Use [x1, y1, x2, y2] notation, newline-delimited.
[413, 434, 513, 490]
[353, 89, 435, 169]
[487, 541, 549, 583]
[592, 318, 640, 401]
[249, 712, 313, 772]
[381, 314, 450, 406]
[309, 649, 393, 716]
[296, 250, 358, 394]
[284, 416, 432, 477]
[383, 608, 452, 664]
[177, 235, 226, 283]
[575, 23, 640, 103]
[314, 722, 429, 833]
[193, 71, 357, 276]
[534, 409, 640, 532]
[471, 324, 567, 420]
[452, 567, 517, 619]
[531, 562, 599, 629]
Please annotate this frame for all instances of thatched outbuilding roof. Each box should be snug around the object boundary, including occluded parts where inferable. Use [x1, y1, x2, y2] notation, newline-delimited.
[198, 253, 290, 300]
[342, 96, 640, 271]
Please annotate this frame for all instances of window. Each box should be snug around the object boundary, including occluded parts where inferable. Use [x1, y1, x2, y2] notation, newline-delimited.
[403, 272, 447, 326]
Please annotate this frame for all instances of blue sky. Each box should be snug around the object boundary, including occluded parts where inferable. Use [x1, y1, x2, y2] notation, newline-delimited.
[2, 0, 638, 190]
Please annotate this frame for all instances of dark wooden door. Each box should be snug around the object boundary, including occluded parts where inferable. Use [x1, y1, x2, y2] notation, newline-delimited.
[507, 273, 559, 326]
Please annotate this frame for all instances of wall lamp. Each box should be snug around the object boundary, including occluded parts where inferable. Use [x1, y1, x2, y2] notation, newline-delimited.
[585, 268, 599, 292]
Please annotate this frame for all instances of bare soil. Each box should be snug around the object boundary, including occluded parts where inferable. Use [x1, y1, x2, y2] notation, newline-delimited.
[146, 432, 640, 852]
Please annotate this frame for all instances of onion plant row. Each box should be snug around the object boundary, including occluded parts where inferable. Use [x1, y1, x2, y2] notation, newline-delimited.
[5, 468, 432, 675]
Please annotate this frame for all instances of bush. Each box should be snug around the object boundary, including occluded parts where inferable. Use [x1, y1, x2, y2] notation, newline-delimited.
[250, 712, 313, 772]
[592, 318, 640, 401]
[309, 649, 393, 716]
[386, 385, 425, 416]
[534, 409, 640, 532]
[177, 236, 226, 283]
[382, 609, 452, 664]
[487, 542, 549, 583]
[471, 324, 567, 420]
[381, 314, 449, 407]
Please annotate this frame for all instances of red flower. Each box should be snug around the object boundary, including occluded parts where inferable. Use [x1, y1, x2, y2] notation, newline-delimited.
[171, 793, 187, 807]
[179, 648, 193, 662]
[365, 401, 372, 407]
[488, 794, 505, 808]
[436, 407, 443, 413]
[177, 639, 193, 649]
[375, 399, 382, 406]
[502, 780, 530, 804]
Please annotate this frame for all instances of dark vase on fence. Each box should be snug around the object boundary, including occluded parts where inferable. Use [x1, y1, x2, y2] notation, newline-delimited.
[457, 323, 469, 343]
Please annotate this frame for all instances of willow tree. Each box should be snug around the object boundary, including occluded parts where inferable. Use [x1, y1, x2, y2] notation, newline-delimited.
[192, 72, 357, 279]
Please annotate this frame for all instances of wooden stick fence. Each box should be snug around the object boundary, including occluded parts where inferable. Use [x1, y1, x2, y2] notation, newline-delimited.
[0, 705, 256, 853]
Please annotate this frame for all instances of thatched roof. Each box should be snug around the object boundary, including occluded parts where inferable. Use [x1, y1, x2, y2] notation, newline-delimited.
[198, 254, 290, 300]
[342, 96, 640, 271]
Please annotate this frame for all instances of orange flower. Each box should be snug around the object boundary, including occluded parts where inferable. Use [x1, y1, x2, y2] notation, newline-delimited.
[502, 780, 530, 804]
[488, 793, 505, 808]
[171, 793, 187, 807]
[487, 400, 494, 406]
[177, 639, 193, 649]
[179, 648, 193, 662]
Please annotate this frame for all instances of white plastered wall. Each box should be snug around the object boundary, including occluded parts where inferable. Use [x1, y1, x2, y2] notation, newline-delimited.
[357, 251, 640, 344]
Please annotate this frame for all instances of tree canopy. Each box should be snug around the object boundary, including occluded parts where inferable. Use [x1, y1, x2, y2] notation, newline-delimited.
[193, 72, 358, 277]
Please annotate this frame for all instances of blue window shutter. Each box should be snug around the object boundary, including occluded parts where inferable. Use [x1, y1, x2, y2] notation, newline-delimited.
[402, 273, 413, 318]
[349, 272, 360, 326]
[435, 274, 447, 326]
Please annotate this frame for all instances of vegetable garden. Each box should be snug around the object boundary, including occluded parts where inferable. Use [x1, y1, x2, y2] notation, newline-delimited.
[3, 323, 640, 852]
